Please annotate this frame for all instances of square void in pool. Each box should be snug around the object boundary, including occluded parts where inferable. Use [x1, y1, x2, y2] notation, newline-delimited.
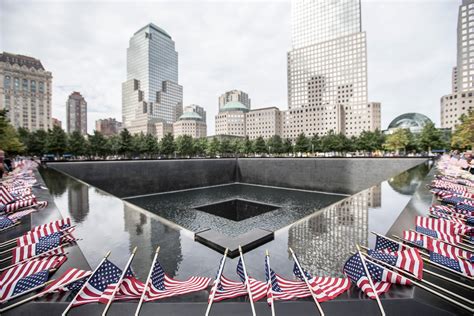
[194, 199, 280, 221]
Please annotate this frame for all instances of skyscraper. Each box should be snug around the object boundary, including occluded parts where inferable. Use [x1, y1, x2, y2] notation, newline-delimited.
[0, 52, 52, 131]
[441, 0, 474, 130]
[122, 23, 183, 133]
[285, 0, 380, 139]
[66, 91, 87, 135]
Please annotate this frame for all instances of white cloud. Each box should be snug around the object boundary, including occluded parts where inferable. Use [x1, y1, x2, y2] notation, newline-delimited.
[1, 0, 457, 133]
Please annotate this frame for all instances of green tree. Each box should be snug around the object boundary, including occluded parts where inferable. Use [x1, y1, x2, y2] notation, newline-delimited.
[144, 134, 159, 157]
[28, 130, 48, 156]
[451, 110, 474, 149]
[68, 131, 87, 157]
[242, 136, 253, 155]
[219, 138, 232, 156]
[119, 129, 133, 157]
[418, 122, 445, 152]
[46, 125, 68, 157]
[160, 133, 175, 157]
[356, 130, 385, 152]
[310, 134, 322, 153]
[267, 135, 284, 154]
[194, 137, 208, 156]
[294, 133, 310, 153]
[384, 129, 410, 154]
[107, 135, 121, 157]
[88, 130, 108, 158]
[321, 130, 338, 152]
[176, 135, 194, 157]
[231, 138, 244, 155]
[282, 138, 293, 154]
[253, 136, 267, 154]
[0, 110, 24, 154]
[207, 137, 220, 157]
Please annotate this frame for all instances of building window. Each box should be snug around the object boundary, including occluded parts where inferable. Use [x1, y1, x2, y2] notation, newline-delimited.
[14, 77, 20, 91]
[31, 80, 36, 93]
[22, 79, 28, 91]
[4, 75, 11, 89]
[39, 81, 44, 93]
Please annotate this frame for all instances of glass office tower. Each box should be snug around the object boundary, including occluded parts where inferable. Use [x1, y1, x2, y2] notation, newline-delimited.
[286, 0, 372, 138]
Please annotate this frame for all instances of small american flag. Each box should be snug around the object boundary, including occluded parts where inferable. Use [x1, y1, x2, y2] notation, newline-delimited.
[415, 226, 461, 244]
[374, 235, 406, 252]
[71, 259, 123, 307]
[99, 267, 144, 303]
[11, 232, 68, 264]
[3, 198, 37, 213]
[236, 257, 267, 301]
[41, 268, 92, 294]
[265, 255, 349, 304]
[0, 216, 15, 230]
[143, 259, 211, 301]
[0, 270, 50, 302]
[7, 207, 38, 221]
[343, 253, 411, 299]
[0, 255, 66, 301]
[209, 275, 248, 302]
[457, 204, 474, 214]
[368, 248, 423, 280]
[429, 253, 473, 277]
[0, 186, 15, 204]
[18, 218, 72, 246]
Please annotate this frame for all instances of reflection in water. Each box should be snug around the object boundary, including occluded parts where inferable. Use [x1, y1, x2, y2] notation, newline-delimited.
[288, 185, 381, 277]
[388, 163, 430, 195]
[68, 181, 89, 223]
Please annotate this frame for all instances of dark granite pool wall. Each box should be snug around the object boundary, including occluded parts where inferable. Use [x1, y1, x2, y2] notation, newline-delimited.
[46, 159, 237, 198]
[237, 158, 428, 194]
[47, 157, 427, 197]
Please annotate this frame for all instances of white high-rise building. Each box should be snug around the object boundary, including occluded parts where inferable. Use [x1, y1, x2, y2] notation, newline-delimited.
[285, 0, 380, 139]
[122, 23, 183, 133]
[441, 0, 474, 130]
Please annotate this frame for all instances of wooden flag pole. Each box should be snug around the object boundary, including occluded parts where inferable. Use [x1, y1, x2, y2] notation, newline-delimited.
[355, 245, 386, 316]
[361, 252, 474, 313]
[371, 231, 474, 287]
[266, 250, 276, 316]
[238, 246, 256, 316]
[358, 246, 472, 306]
[0, 272, 92, 313]
[392, 235, 474, 281]
[135, 246, 160, 316]
[102, 246, 138, 316]
[205, 248, 228, 316]
[62, 250, 112, 316]
[289, 247, 325, 316]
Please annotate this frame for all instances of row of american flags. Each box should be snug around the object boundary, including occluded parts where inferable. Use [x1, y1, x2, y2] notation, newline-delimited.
[1, 156, 473, 315]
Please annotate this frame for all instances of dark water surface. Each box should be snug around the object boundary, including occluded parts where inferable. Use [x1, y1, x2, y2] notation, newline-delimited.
[40, 161, 430, 299]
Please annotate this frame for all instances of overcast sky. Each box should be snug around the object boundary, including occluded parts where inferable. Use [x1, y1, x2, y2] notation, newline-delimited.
[1, 0, 458, 134]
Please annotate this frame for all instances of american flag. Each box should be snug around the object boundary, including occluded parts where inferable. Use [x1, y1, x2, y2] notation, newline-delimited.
[236, 257, 266, 301]
[17, 218, 72, 246]
[415, 226, 461, 244]
[374, 235, 406, 252]
[17, 226, 75, 247]
[432, 204, 472, 216]
[209, 275, 248, 302]
[0, 186, 15, 204]
[99, 267, 144, 303]
[265, 256, 349, 304]
[0, 255, 66, 301]
[143, 259, 211, 301]
[367, 248, 423, 280]
[457, 203, 474, 213]
[7, 207, 38, 221]
[0, 269, 50, 302]
[343, 253, 411, 299]
[0, 216, 16, 230]
[71, 259, 123, 307]
[3, 197, 38, 213]
[11, 232, 70, 264]
[429, 253, 473, 277]
[403, 230, 473, 262]
[41, 268, 92, 294]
